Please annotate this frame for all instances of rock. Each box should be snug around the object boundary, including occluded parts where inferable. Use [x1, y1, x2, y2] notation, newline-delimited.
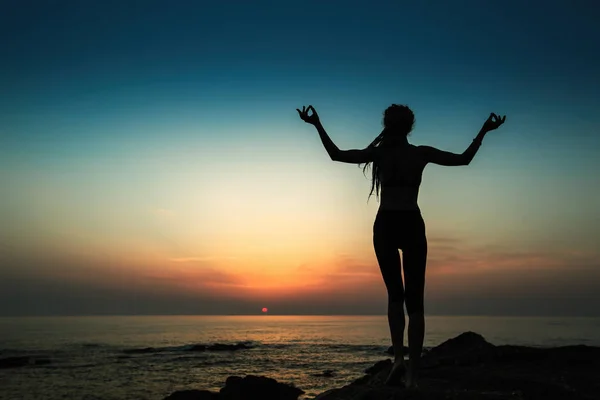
[0, 356, 30, 369]
[187, 345, 208, 352]
[207, 343, 253, 351]
[315, 384, 525, 399]
[313, 385, 376, 400]
[219, 375, 304, 400]
[34, 358, 51, 366]
[123, 347, 157, 354]
[0, 356, 51, 369]
[186, 343, 253, 352]
[312, 370, 335, 377]
[163, 390, 218, 400]
[164, 332, 600, 400]
[125, 342, 253, 355]
[421, 331, 496, 367]
[316, 331, 600, 400]
[364, 359, 391, 375]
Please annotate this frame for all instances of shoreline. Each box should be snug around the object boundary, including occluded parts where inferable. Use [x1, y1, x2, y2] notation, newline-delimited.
[163, 331, 600, 400]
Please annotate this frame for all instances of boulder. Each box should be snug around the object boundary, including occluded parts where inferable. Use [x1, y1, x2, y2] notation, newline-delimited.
[164, 390, 218, 400]
[0, 356, 51, 369]
[312, 370, 335, 378]
[219, 375, 304, 400]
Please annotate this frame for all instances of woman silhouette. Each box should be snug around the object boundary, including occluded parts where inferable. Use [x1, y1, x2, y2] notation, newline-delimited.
[297, 104, 506, 388]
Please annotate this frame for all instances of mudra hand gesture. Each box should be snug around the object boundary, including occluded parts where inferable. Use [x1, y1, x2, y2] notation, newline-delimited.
[482, 113, 506, 132]
[296, 105, 320, 126]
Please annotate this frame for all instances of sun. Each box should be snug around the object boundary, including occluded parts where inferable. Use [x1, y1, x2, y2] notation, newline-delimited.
[261, 307, 268, 313]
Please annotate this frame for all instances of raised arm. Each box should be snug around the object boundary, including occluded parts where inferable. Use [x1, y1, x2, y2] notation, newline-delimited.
[420, 113, 506, 166]
[297, 105, 378, 164]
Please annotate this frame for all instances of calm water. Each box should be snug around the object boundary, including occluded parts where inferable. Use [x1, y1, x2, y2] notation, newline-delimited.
[1, 315, 599, 400]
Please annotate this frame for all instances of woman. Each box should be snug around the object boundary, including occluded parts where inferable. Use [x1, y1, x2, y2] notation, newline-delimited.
[296, 104, 506, 388]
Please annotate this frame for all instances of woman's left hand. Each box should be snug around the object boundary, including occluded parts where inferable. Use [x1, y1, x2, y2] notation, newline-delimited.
[296, 105, 320, 125]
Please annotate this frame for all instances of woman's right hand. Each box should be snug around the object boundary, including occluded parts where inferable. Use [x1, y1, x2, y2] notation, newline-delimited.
[482, 113, 506, 132]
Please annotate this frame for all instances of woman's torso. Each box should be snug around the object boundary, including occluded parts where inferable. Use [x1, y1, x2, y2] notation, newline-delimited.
[376, 144, 427, 211]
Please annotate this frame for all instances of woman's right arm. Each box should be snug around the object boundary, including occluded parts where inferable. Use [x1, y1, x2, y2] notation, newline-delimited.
[420, 113, 506, 166]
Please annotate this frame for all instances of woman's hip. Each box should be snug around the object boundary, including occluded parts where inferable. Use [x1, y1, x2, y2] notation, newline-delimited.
[373, 209, 427, 248]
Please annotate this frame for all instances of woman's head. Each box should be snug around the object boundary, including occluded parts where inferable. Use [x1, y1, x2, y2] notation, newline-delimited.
[383, 104, 415, 136]
[361, 104, 415, 201]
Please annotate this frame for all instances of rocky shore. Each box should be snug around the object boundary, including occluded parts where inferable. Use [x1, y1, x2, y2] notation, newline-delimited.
[163, 332, 599, 400]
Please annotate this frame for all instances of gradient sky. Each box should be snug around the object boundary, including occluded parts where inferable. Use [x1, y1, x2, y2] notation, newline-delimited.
[1, 0, 599, 316]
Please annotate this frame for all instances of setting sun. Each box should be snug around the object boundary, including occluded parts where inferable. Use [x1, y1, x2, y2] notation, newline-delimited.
[262, 307, 268, 313]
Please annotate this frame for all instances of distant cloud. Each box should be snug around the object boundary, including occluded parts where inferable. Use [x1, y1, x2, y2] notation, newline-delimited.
[170, 256, 239, 263]
[426, 238, 600, 274]
[1, 235, 598, 316]
[295, 255, 381, 294]
[143, 266, 246, 288]
[296, 262, 313, 273]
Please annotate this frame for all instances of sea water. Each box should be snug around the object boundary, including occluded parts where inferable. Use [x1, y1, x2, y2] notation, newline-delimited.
[1, 315, 599, 400]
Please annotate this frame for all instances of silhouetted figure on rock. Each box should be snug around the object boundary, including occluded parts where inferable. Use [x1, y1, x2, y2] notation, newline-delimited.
[297, 104, 506, 389]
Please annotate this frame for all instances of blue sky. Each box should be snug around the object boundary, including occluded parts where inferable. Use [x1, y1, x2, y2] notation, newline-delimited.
[1, 0, 599, 316]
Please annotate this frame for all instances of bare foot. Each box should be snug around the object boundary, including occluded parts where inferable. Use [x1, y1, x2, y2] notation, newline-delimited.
[404, 367, 419, 390]
[384, 359, 406, 386]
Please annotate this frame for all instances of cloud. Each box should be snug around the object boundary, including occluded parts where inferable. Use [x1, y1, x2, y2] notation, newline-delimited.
[169, 256, 239, 263]
[142, 265, 246, 290]
[1, 238, 599, 316]
[0, 252, 253, 315]
[424, 235, 600, 274]
[293, 255, 383, 299]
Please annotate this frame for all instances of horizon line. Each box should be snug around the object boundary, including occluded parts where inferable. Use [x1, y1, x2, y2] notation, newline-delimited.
[2, 313, 598, 318]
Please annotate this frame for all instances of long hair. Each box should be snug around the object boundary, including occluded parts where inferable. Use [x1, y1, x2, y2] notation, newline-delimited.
[361, 104, 415, 201]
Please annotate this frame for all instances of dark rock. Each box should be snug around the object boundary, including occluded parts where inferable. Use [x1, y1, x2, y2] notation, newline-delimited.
[364, 359, 391, 375]
[125, 342, 253, 355]
[164, 332, 600, 400]
[186, 343, 253, 352]
[163, 389, 218, 400]
[0, 356, 51, 369]
[219, 375, 304, 400]
[224, 376, 242, 386]
[123, 347, 157, 354]
[33, 358, 51, 366]
[207, 343, 253, 351]
[0, 356, 30, 369]
[317, 331, 600, 400]
[187, 345, 208, 352]
[312, 370, 335, 377]
[349, 374, 371, 386]
[421, 331, 497, 367]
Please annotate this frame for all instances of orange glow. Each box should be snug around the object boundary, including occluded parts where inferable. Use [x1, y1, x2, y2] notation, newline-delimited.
[262, 307, 268, 313]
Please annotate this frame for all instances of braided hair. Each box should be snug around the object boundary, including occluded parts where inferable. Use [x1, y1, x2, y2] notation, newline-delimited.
[361, 104, 415, 201]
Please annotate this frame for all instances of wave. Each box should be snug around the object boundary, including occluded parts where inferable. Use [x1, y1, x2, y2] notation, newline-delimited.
[118, 341, 398, 357]
[122, 341, 257, 355]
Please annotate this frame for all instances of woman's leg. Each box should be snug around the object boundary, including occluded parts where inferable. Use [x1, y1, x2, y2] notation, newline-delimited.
[373, 213, 406, 384]
[402, 218, 428, 388]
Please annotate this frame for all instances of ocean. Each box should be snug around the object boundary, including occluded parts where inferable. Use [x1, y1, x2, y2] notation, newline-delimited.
[1, 315, 599, 400]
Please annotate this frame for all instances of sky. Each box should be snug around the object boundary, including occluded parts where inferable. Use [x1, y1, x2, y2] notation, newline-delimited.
[1, 0, 599, 316]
